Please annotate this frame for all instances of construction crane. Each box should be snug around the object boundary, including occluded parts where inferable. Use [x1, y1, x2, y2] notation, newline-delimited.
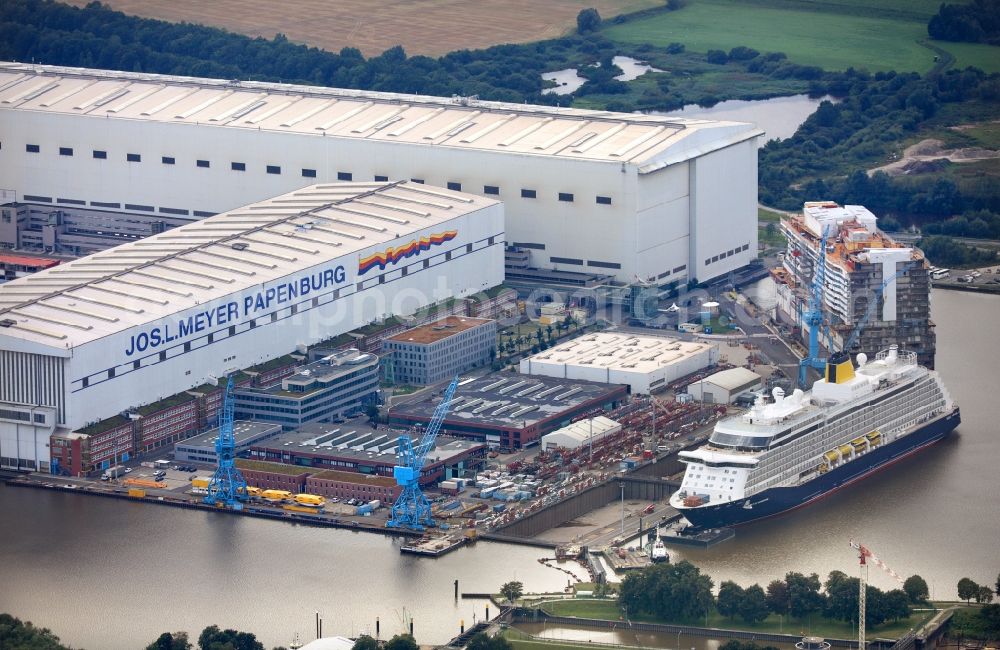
[798, 226, 832, 387]
[850, 540, 904, 650]
[841, 262, 918, 356]
[387, 377, 459, 530]
[204, 376, 249, 510]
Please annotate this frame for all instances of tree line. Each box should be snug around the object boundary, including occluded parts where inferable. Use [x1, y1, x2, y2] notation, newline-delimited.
[928, 0, 1000, 45]
[620, 561, 935, 628]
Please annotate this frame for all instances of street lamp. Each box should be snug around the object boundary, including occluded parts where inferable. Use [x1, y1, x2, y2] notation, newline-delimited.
[620, 480, 625, 535]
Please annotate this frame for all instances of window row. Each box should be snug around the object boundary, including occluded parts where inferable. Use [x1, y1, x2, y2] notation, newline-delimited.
[705, 243, 751, 266]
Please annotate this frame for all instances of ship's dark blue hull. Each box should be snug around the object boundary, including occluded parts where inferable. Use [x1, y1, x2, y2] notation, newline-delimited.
[678, 408, 961, 529]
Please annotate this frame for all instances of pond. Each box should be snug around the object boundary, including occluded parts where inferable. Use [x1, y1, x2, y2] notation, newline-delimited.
[542, 55, 663, 95]
[656, 94, 835, 143]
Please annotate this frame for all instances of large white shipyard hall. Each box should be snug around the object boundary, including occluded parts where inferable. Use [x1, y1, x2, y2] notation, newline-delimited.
[0, 62, 761, 286]
[0, 181, 504, 471]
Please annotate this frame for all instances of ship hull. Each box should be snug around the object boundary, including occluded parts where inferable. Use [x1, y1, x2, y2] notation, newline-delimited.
[677, 407, 960, 529]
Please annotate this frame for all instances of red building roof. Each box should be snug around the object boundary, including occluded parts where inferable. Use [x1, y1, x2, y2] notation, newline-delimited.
[0, 254, 60, 269]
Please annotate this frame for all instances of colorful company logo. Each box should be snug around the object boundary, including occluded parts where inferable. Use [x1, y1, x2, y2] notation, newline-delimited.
[358, 230, 458, 276]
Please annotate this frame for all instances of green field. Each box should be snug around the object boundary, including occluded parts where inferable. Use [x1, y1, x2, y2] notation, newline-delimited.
[538, 598, 933, 640]
[603, 0, 1000, 73]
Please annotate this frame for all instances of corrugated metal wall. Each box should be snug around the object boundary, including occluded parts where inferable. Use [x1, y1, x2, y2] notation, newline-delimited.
[0, 350, 65, 423]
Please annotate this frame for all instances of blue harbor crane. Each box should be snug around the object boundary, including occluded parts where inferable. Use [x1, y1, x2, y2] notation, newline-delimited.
[798, 226, 832, 388]
[204, 376, 249, 510]
[387, 377, 459, 531]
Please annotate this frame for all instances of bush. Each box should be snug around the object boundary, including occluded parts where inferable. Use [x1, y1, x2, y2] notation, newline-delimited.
[728, 46, 760, 61]
[666, 42, 686, 54]
[706, 49, 729, 65]
[577, 8, 602, 34]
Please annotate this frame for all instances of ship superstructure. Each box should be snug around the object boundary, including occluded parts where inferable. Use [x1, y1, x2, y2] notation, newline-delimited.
[670, 345, 959, 528]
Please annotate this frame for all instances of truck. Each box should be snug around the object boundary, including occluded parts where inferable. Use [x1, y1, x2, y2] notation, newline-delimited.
[100, 465, 127, 481]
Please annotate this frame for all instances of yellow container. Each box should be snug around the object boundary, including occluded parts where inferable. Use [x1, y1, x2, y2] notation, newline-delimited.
[191, 477, 211, 489]
[127, 488, 146, 498]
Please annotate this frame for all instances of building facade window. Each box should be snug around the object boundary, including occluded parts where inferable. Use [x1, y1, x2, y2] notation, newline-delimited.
[558, 192, 574, 202]
[447, 182, 462, 191]
[520, 189, 536, 198]
[197, 159, 210, 168]
[337, 171, 352, 181]
[59, 147, 73, 156]
[411, 178, 424, 184]
[93, 150, 107, 159]
[161, 156, 174, 165]
[127, 153, 141, 162]
[231, 162, 246, 171]
[266, 165, 281, 174]
[375, 175, 389, 182]
[596, 196, 612, 205]
[26, 144, 40, 153]
[484, 185, 499, 195]
[302, 168, 317, 178]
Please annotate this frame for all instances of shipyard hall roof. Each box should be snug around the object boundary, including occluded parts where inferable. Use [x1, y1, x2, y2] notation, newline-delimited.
[0, 181, 497, 349]
[0, 62, 761, 172]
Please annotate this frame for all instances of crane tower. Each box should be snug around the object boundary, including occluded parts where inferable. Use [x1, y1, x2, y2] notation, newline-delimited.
[387, 377, 459, 530]
[799, 226, 832, 387]
[849, 540, 904, 650]
[204, 376, 249, 510]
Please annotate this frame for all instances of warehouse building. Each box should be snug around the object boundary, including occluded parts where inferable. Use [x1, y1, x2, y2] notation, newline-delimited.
[382, 316, 496, 385]
[244, 422, 484, 485]
[0, 182, 503, 472]
[540, 415, 622, 452]
[520, 332, 718, 394]
[388, 374, 628, 449]
[173, 421, 282, 464]
[685, 367, 762, 404]
[305, 469, 401, 503]
[234, 349, 380, 428]
[0, 61, 760, 287]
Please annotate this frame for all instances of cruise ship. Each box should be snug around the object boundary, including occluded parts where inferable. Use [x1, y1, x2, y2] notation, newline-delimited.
[670, 345, 960, 528]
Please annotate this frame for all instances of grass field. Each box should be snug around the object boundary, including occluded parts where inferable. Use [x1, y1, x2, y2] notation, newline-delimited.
[539, 598, 934, 640]
[603, 0, 999, 73]
[65, 0, 660, 57]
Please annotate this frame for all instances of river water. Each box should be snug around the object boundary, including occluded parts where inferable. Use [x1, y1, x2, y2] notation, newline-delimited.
[1, 290, 997, 648]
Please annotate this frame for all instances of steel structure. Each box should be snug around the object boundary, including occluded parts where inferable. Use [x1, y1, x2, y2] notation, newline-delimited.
[850, 540, 904, 650]
[204, 376, 249, 510]
[842, 264, 915, 354]
[387, 377, 459, 530]
[799, 227, 832, 387]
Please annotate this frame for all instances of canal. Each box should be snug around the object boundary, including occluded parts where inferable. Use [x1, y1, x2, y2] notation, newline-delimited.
[1, 290, 996, 648]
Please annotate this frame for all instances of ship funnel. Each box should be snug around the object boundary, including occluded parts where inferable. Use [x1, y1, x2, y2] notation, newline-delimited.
[886, 344, 898, 364]
[825, 350, 855, 385]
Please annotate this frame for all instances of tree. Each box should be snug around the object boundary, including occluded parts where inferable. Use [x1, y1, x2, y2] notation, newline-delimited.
[959, 578, 981, 604]
[717, 580, 745, 619]
[995, 572, 1000, 598]
[740, 584, 771, 624]
[0, 614, 70, 650]
[576, 8, 602, 34]
[883, 589, 912, 621]
[500, 580, 524, 604]
[904, 575, 930, 604]
[977, 585, 996, 604]
[766, 579, 790, 615]
[706, 50, 728, 65]
[198, 625, 264, 650]
[785, 572, 825, 619]
[619, 560, 714, 621]
[352, 636, 379, 650]
[385, 634, 418, 650]
[466, 632, 513, 650]
[148, 632, 193, 650]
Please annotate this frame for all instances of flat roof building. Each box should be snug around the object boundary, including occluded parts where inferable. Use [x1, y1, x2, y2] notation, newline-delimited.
[541, 415, 622, 451]
[174, 420, 282, 464]
[245, 422, 484, 485]
[0, 181, 502, 473]
[0, 62, 760, 287]
[383, 316, 496, 385]
[686, 367, 762, 404]
[235, 349, 380, 428]
[0, 253, 60, 282]
[520, 332, 718, 394]
[388, 373, 628, 450]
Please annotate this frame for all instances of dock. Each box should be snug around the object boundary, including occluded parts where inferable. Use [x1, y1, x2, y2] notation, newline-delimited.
[601, 546, 652, 572]
[400, 534, 468, 557]
[660, 519, 735, 548]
